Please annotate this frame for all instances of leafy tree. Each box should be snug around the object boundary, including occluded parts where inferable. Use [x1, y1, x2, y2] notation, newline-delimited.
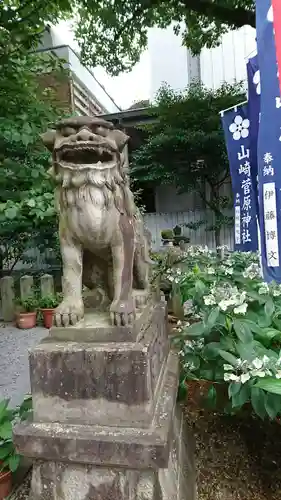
[0, 50, 68, 273]
[130, 82, 246, 247]
[0, 0, 72, 59]
[0, 1, 255, 77]
[74, 0, 255, 75]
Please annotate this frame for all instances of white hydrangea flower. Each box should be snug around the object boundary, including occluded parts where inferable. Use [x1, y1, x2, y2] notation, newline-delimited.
[234, 303, 248, 315]
[224, 364, 234, 371]
[218, 299, 231, 311]
[262, 355, 270, 364]
[224, 373, 240, 382]
[252, 358, 263, 370]
[204, 295, 216, 306]
[206, 267, 215, 275]
[241, 373, 251, 384]
[259, 283, 269, 295]
[243, 263, 261, 279]
[229, 115, 250, 141]
[225, 267, 234, 275]
[251, 370, 266, 378]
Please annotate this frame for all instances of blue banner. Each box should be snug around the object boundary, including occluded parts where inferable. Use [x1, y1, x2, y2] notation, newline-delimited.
[247, 54, 260, 216]
[256, 0, 281, 282]
[221, 104, 259, 252]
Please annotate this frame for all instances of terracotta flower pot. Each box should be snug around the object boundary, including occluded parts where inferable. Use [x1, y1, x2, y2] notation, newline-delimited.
[41, 308, 55, 329]
[16, 311, 37, 329]
[0, 470, 12, 500]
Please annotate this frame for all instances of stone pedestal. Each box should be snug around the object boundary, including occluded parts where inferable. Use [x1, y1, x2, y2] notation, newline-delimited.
[14, 302, 196, 500]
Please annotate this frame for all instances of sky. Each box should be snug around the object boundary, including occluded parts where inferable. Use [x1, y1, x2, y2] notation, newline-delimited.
[53, 21, 151, 110]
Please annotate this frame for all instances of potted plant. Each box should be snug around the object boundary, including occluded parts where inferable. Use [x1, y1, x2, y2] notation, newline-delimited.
[0, 396, 32, 499]
[173, 225, 190, 247]
[15, 296, 38, 329]
[39, 293, 61, 329]
[161, 229, 175, 247]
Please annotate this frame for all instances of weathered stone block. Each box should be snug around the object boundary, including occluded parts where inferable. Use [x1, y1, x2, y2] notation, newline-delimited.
[13, 302, 197, 500]
[29, 303, 169, 427]
[16, 402, 196, 500]
[40, 274, 54, 297]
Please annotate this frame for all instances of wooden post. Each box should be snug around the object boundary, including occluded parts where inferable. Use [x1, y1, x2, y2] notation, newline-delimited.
[0, 276, 15, 322]
[20, 275, 34, 300]
[40, 274, 54, 297]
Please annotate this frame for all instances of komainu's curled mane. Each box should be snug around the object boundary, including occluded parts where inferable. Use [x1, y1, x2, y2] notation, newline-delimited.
[41, 115, 151, 328]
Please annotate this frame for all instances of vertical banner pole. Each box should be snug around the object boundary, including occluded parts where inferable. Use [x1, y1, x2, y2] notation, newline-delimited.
[256, 0, 281, 282]
[272, 0, 281, 95]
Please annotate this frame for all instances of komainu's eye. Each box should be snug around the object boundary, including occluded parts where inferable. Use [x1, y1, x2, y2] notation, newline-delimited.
[61, 127, 76, 137]
[96, 126, 108, 137]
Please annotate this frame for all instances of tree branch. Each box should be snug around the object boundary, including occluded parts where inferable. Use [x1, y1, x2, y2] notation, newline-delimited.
[179, 0, 255, 28]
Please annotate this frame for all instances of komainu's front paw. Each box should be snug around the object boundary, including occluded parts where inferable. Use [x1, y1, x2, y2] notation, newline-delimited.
[110, 299, 135, 327]
[54, 299, 84, 327]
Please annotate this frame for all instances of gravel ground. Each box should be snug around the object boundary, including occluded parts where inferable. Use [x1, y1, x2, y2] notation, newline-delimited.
[185, 406, 281, 500]
[0, 323, 46, 407]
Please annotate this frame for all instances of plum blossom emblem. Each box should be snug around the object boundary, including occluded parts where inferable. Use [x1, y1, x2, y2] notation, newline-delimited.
[229, 115, 250, 141]
[253, 70, 261, 95]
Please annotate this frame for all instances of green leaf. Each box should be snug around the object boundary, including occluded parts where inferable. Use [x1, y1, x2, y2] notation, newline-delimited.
[247, 291, 267, 304]
[0, 421, 12, 439]
[258, 314, 272, 328]
[235, 340, 255, 361]
[27, 199, 36, 208]
[228, 382, 241, 398]
[255, 377, 281, 395]
[206, 307, 220, 328]
[251, 387, 267, 420]
[4, 206, 18, 220]
[177, 377, 188, 402]
[242, 320, 264, 336]
[8, 454, 20, 472]
[0, 399, 9, 422]
[260, 328, 281, 341]
[202, 342, 221, 360]
[232, 383, 250, 408]
[0, 442, 14, 460]
[205, 384, 217, 409]
[195, 279, 206, 296]
[184, 321, 206, 337]
[265, 298, 275, 319]
[219, 350, 238, 367]
[265, 392, 281, 420]
[233, 319, 253, 344]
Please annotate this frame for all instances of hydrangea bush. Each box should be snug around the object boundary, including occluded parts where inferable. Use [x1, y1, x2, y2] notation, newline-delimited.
[163, 246, 281, 420]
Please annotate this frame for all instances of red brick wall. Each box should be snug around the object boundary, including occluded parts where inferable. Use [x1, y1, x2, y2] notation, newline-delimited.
[36, 72, 73, 113]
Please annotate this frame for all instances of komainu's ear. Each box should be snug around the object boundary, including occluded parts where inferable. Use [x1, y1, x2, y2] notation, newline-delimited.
[40, 129, 56, 152]
[109, 129, 129, 152]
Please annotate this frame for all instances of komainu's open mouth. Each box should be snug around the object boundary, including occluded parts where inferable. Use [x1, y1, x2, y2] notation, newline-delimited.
[56, 143, 116, 168]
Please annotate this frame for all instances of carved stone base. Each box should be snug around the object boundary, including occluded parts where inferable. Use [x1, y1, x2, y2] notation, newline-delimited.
[14, 302, 196, 500]
[27, 406, 195, 500]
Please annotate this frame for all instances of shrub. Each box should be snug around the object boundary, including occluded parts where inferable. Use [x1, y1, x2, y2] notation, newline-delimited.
[0, 396, 32, 473]
[167, 246, 281, 420]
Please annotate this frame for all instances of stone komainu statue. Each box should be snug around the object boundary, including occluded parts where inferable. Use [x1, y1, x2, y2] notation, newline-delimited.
[41, 116, 151, 327]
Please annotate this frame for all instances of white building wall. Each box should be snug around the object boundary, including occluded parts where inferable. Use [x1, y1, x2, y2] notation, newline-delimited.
[148, 24, 257, 98]
[200, 26, 257, 89]
[148, 24, 189, 99]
